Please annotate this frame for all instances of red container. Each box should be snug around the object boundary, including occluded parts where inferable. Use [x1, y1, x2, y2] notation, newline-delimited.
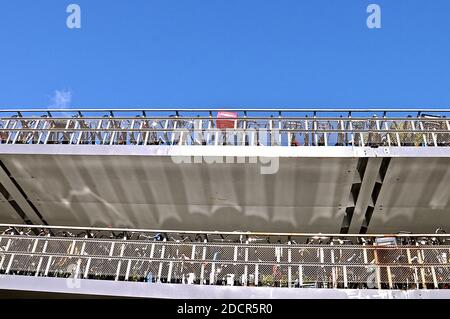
[217, 111, 238, 129]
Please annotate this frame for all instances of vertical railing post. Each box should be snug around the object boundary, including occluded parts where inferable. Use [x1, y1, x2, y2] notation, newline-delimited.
[125, 259, 131, 281]
[331, 243, 337, 288]
[348, 112, 354, 146]
[200, 239, 207, 285]
[278, 111, 282, 146]
[5, 253, 15, 275]
[0, 239, 12, 271]
[70, 120, 79, 144]
[298, 265, 303, 288]
[102, 120, 111, 145]
[384, 121, 391, 147]
[406, 248, 419, 288]
[157, 239, 166, 283]
[387, 266, 393, 289]
[243, 241, 249, 286]
[254, 263, 259, 286]
[115, 242, 125, 281]
[35, 235, 50, 277]
[313, 112, 318, 146]
[288, 241, 292, 288]
[6, 121, 18, 144]
[417, 245, 426, 288]
[75, 240, 86, 280]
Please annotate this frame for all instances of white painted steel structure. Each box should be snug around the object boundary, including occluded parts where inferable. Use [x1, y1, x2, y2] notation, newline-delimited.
[0, 108, 449, 297]
[1, 108, 449, 234]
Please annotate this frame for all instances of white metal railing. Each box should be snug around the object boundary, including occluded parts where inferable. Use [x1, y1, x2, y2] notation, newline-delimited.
[0, 109, 450, 147]
[1, 224, 449, 289]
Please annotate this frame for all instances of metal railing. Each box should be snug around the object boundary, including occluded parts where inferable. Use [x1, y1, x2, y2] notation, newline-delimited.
[1, 224, 449, 289]
[1, 109, 450, 147]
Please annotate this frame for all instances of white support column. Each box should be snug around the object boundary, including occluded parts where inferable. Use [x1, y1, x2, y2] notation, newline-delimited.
[234, 116, 238, 146]
[35, 237, 49, 277]
[31, 119, 40, 144]
[109, 242, 115, 257]
[269, 119, 273, 146]
[287, 130, 291, 147]
[418, 248, 426, 288]
[191, 245, 196, 261]
[432, 131, 438, 147]
[410, 119, 417, 146]
[129, 119, 136, 144]
[5, 253, 15, 274]
[0, 239, 11, 271]
[115, 243, 125, 281]
[396, 131, 401, 146]
[313, 114, 318, 146]
[125, 259, 132, 281]
[206, 118, 212, 145]
[431, 266, 438, 289]
[384, 121, 391, 146]
[210, 262, 215, 285]
[167, 261, 173, 283]
[12, 122, 22, 144]
[30, 238, 38, 253]
[157, 240, 166, 282]
[75, 240, 86, 280]
[331, 244, 336, 288]
[375, 265, 381, 289]
[200, 240, 207, 285]
[348, 114, 354, 146]
[243, 242, 249, 287]
[37, 120, 48, 144]
[3, 120, 11, 143]
[197, 119, 203, 145]
[109, 121, 118, 145]
[242, 114, 247, 146]
[287, 241, 292, 288]
[278, 114, 282, 146]
[44, 121, 52, 145]
[387, 266, 393, 289]
[254, 264, 259, 286]
[93, 119, 103, 145]
[406, 248, 419, 288]
[6, 121, 18, 144]
[64, 119, 71, 144]
[419, 121, 427, 146]
[84, 258, 91, 279]
[136, 120, 144, 144]
[171, 120, 178, 145]
[339, 118, 345, 145]
[343, 265, 348, 288]
[299, 265, 303, 287]
[69, 240, 76, 255]
[70, 121, 80, 144]
[102, 120, 111, 145]
[44, 256, 52, 277]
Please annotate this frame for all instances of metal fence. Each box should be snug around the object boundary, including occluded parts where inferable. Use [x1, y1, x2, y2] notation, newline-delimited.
[1, 224, 449, 289]
[1, 109, 450, 147]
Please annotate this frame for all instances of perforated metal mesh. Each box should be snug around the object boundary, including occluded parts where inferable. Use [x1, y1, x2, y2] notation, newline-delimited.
[1, 234, 449, 289]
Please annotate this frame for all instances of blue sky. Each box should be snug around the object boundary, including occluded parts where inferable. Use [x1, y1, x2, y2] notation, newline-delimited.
[0, 0, 449, 109]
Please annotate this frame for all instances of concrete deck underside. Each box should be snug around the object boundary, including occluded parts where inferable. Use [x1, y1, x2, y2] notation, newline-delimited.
[0, 145, 449, 233]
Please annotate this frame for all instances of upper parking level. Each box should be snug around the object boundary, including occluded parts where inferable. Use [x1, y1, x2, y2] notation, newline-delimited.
[1, 108, 450, 147]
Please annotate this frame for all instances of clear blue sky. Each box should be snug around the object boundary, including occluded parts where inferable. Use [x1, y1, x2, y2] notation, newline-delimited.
[0, 0, 449, 109]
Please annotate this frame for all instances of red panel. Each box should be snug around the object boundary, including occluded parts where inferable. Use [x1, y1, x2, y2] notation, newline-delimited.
[217, 111, 238, 129]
